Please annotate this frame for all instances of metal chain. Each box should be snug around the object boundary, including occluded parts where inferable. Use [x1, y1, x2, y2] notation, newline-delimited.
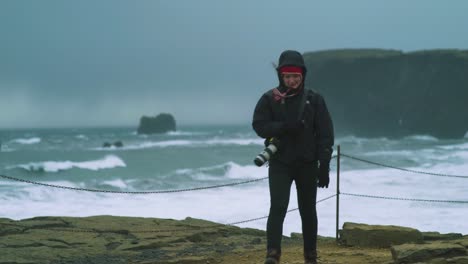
[0, 174, 267, 194]
[340, 153, 468, 179]
[227, 194, 337, 226]
[0, 194, 337, 234]
[341, 192, 468, 204]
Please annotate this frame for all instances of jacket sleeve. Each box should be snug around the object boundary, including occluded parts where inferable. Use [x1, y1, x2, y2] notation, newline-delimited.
[252, 93, 286, 139]
[315, 94, 335, 163]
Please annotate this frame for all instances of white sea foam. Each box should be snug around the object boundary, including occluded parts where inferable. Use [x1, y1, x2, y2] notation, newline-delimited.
[130, 131, 205, 137]
[223, 162, 266, 179]
[404, 135, 439, 142]
[10, 137, 41, 145]
[0, 145, 15, 152]
[335, 135, 392, 146]
[438, 142, 468, 151]
[75, 134, 89, 140]
[362, 150, 416, 157]
[9, 155, 126, 173]
[101, 179, 129, 189]
[167, 131, 206, 136]
[205, 138, 264, 146]
[174, 161, 267, 181]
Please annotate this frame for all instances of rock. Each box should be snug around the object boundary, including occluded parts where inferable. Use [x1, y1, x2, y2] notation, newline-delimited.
[0, 216, 268, 264]
[291, 232, 303, 240]
[137, 113, 176, 134]
[391, 241, 467, 264]
[339, 222, 423, 248]
[446, 256, 468, 264]
[304, 49, 468, 138]
[423, 232, 464, 241]
[102, 141, 124, 148]
[113, 141, 123, 148]
[452, 236, 468, 249]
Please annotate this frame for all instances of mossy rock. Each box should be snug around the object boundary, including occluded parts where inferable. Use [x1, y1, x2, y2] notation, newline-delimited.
[340, 222, 423, 248]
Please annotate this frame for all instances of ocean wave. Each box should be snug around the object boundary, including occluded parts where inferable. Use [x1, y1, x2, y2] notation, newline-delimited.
[0, 146, 15, 152]
[10, 137, 41, 145]
[173, 161, 267, 181]
[167, 131, 207, 136]
[100, 179, 128, 189]
[75, 134, 89, 140]
[92, 138, 263, 151]
[129, 131, 206, 136]
[205, 138, 263, 146]
[335, 135, 391, 145]
[438, 142, 468, 151]
[9, 155, 126, 173]
[404, 135, 439, 142]
[361, 150, 416, 157]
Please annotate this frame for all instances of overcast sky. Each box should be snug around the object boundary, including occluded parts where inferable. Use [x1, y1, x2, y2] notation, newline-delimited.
[1, 0, 467, 128]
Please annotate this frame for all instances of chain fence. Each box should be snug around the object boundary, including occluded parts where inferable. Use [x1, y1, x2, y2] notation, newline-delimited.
[1, 151, 467, 235]
[341, 192, 468, 204]
[0, 174, 268, 194]
[0, 194, 337, 233]
[340, 152, 468, 179]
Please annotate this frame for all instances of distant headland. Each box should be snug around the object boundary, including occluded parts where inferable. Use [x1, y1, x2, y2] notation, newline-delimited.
[304, 49, 468, 139]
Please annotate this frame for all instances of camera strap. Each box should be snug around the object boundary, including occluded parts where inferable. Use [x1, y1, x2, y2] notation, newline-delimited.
[297, 89, 310, 122]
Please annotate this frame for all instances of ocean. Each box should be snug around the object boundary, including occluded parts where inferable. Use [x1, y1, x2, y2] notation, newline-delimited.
[1, 125, 467, 237]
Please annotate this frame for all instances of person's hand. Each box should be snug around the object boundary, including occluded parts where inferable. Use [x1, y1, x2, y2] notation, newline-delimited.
[283, 121, 304, 135]
[318, 162, 330, 188]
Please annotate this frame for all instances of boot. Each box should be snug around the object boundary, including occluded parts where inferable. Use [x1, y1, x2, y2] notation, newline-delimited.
[304, 250, 317, 264]
[264, 248, 281, 264]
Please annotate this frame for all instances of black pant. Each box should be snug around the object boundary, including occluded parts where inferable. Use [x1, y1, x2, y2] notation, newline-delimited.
[267, 160, 318, 252]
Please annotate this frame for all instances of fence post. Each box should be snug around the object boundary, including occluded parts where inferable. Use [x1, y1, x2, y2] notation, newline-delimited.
[336, 145, 341, 243]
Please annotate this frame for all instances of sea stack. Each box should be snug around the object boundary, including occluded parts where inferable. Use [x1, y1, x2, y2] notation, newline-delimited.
[137, 113, 176, 134]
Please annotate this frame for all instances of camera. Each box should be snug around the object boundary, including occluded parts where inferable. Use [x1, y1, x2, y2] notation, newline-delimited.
[254, 138, 279, 167]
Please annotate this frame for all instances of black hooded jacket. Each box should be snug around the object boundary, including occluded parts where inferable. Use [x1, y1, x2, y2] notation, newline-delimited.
[252, 50, 334, 165]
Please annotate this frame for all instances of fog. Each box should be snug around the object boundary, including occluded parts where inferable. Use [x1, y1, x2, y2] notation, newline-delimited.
[1, 0, 467, 128]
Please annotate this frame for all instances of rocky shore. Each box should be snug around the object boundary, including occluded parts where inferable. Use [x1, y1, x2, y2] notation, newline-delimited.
[0, 216, 466, 264]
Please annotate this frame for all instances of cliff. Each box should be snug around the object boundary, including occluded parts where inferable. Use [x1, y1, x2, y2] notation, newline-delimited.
[303, 49, 468, 138]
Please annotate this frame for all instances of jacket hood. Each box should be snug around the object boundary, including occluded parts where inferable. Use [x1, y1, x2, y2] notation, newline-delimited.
[276, 50, 307, 70]
[276, 50, 307, 87]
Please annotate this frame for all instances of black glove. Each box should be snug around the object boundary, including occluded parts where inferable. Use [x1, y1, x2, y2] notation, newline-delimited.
[318, 161, 330, 188]
[283, 120, 304, 135]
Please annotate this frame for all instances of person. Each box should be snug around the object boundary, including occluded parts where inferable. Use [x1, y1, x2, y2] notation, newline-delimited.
[252, 50, 334, 264]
